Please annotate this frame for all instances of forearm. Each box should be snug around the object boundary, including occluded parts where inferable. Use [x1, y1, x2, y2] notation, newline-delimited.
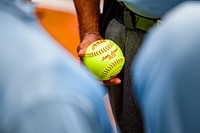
[73, 0, 101, 40]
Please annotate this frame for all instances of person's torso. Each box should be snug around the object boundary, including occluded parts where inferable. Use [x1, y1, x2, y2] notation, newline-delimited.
[117, 0, 200, 18]
[0, 2, 112, 132]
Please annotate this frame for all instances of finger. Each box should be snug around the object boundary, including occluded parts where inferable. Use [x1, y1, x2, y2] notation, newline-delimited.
[104, 78, 121, 86]
[77, 42, 88, 57]
[78, 48, 86, 57]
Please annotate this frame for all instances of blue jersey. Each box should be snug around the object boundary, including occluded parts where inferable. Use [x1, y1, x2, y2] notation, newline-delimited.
[133, 2, 200, 133]
[0, 0, 115, 133]
[118, 0, 200, 18]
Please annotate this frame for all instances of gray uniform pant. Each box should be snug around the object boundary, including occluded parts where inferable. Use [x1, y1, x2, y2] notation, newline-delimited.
[105, 18, 144, 133]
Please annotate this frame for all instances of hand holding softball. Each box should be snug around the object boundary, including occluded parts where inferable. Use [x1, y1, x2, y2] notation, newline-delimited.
[77, 33, 103, 57]
[83, 39, 125, 81]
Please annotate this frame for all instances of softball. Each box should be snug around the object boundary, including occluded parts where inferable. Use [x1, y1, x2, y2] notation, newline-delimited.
[83, 39, 125, 80]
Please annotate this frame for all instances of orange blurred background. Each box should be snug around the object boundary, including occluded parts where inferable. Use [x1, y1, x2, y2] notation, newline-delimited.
[35, 1, 80, 60]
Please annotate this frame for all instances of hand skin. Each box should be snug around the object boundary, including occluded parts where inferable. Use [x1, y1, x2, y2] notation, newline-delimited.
[73, 0, 121, 86]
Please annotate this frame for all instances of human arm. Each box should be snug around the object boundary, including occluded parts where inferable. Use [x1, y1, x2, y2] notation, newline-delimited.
[73, 0, 121, 86]
[73, 0, 102, 57]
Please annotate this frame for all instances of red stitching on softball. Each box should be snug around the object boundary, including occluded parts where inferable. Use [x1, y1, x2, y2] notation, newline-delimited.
[85, 42, 114, 57]
[100, 57, 125, 79]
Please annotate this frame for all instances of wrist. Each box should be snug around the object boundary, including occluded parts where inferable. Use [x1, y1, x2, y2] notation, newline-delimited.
[82, 32, 103, 42]
[81, 32, 103, 42]
[79, 24, 100, 40]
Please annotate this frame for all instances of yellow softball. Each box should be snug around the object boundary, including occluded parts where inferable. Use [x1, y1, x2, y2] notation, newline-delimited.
[83, 39, 125, 80]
